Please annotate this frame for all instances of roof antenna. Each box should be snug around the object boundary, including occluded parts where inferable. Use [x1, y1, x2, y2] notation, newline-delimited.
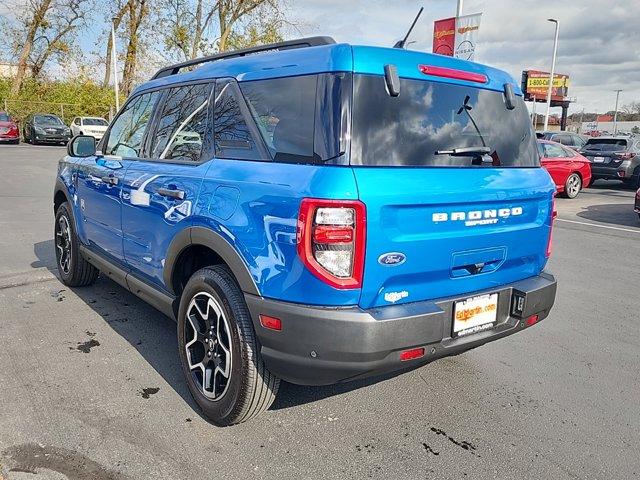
[393, 7, 424, 49]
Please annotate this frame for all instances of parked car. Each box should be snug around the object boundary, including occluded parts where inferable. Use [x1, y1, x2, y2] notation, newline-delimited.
[54, 37, 557, 425]
[0, 111, 20, 144]
[635, 188, 640, 221]
[580, 136, 640, 188]
[23, 114, 71, 145]
[536, 131, 588, 149]
[70, 116, 109, 140]
[537, 139, 592, 198]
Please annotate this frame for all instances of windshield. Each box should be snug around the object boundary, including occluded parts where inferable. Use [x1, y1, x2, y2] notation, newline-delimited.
[584, 139, 628, 151]
[35, 115, 63, 126]
[350, 75, 539, 167]
[83, 118, 108, 126]
[0, 113, 10, 122]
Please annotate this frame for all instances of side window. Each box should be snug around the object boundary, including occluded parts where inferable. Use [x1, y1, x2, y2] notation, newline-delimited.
[151, 83, 213, 162]
[554, 134, 571, 146]
[543, 143, 567, 158]
[213, 80, 265, 161]
[105, 91, 160, 157]
[561, 146, 576, 157]
[73, 118, 80, 126]
[240, 75, 317, 162]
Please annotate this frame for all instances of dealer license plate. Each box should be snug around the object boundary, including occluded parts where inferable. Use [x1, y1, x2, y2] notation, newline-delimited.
[593, 156, 606, 163]
[453, 293, 498, 337]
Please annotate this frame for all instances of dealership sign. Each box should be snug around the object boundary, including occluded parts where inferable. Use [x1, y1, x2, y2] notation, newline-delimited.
[521, 70, 570, 102]
[433, 13, 482, 61]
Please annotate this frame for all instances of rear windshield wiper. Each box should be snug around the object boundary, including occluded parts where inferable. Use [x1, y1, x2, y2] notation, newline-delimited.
[435, 146, 491, 156]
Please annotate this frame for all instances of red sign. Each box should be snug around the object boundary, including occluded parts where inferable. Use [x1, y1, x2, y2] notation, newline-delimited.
[433, 17, 455, 56]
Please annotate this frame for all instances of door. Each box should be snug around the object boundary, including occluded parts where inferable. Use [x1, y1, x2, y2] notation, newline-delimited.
[121, 82, 214, 289]
[74, 90, 161, 262]
[540, 142, 571, 188]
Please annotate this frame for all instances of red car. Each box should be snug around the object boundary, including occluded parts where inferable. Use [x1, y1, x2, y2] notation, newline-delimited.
[537, 139, 592, 198]
[0, 112, 20, 144]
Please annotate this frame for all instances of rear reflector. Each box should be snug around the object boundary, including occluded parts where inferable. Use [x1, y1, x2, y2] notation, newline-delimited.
[400, 347, 425, 362]
[259, 315, 282, 331]
[617, 171, 626, 178]
[418, 65, 488, 83]
[526, 314, 539, 326]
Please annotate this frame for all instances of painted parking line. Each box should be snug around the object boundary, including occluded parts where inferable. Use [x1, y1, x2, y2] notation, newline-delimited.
[556, 218, 640, 234]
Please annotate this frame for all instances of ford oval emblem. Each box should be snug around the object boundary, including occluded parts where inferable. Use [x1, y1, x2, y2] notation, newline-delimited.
[378, 252, 406, 266]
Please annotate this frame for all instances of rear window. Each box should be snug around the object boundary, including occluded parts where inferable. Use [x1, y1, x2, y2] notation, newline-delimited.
[584, 139, 628, 151]
[0, 113, 10, 122]
[350, 75, 539, 167]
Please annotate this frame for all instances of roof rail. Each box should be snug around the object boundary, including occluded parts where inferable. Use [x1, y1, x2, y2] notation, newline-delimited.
[151, 36, 336, 80]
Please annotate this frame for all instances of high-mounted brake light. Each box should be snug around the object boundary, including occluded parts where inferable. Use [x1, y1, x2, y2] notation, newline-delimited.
[418, 65, 488, 84]
[546, 197, 557, 258]
[297, 198, 366, 289]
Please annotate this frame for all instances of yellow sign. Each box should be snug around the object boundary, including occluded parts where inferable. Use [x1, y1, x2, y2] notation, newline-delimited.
[527, 76, 569, 89]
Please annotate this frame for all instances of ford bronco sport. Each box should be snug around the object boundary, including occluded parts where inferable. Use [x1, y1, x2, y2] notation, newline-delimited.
[54, 37, 557, 425]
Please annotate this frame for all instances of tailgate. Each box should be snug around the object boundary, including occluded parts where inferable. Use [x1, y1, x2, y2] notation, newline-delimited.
[354, 167, 555, 309]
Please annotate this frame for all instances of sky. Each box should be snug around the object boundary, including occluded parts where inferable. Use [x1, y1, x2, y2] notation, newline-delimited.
[2, 0, 639, 115]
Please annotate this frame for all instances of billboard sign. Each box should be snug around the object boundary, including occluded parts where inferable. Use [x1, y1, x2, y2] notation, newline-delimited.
[521, 70, 570, 102]
[433, 14, 482, 61]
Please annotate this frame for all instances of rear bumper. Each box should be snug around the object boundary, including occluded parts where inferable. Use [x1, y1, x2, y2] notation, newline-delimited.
[245, 272, 557, 386]
[591, 163, 637, 181]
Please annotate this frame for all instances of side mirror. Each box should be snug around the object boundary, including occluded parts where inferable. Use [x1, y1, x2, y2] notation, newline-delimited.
[68, 135, 96, 157]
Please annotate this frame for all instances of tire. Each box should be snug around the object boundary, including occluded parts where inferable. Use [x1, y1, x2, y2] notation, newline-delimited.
[11, 139, 19, 145]
[563, 173, 582, 199]
[177, 265, 280, 426]
[23, 129, 30, 144]
[54, 202, 99, 287]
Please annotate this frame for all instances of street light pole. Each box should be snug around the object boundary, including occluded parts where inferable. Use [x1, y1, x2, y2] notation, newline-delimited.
[543, 18, 559, 132]
[613, 89, 622, 135]
[111, 19, 120, 112]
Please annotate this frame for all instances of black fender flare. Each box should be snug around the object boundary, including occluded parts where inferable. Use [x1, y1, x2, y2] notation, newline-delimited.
[164, 226, 260, 296]
[54, 178, 72, 212]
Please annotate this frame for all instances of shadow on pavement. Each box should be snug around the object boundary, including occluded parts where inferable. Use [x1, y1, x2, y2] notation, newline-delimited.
[32, 239, 392, 417]
[576, 203, 640, 228]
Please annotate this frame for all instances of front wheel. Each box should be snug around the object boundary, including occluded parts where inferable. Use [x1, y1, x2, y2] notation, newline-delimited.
[564, 173, 582, 199]
[177, 266, 280, 426]
[54, 202, 99, 287]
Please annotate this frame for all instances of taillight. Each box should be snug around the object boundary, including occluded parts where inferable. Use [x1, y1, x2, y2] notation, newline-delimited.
[418, 65, 488, 83]
[614, 151, 636, 160]
[546, 197, 557, 258]
[297, 198, 366, 289]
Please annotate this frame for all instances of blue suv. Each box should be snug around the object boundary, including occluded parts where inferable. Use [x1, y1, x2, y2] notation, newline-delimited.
[54, 37, 557, 425]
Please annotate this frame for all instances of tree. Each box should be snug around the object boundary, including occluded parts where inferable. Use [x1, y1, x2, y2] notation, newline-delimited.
[160, 0, 287, 61]
[120, 0, 150, 95]
[6, 0, 89, 95]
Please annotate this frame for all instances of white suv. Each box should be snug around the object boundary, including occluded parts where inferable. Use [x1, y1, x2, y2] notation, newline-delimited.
[70, 117, 109, 140]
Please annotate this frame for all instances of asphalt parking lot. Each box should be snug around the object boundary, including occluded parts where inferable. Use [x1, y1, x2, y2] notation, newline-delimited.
[0, 143, 638, 480]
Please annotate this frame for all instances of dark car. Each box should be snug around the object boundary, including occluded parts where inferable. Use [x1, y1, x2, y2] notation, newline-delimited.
[0, 112, 20, 144]
[23, 113, 71, 145]
[634, 188, 640, 220]
[580, 136, 640, 188]
[536, 131, 588, 149]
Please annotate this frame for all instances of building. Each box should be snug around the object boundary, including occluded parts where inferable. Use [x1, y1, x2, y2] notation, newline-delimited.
[580, 120, 640, 135]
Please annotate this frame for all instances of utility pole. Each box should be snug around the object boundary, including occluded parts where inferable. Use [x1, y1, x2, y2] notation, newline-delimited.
[111, 18, 120, 112]
[456, 0, 463, 17]
[543, 18, 559, 131]
[532, 95, 537, 128]
[613, 89, 622, 135]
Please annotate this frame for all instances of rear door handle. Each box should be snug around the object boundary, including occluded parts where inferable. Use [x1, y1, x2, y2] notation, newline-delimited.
[101, 175, 118, 185]
[158, 187, 185, 200]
